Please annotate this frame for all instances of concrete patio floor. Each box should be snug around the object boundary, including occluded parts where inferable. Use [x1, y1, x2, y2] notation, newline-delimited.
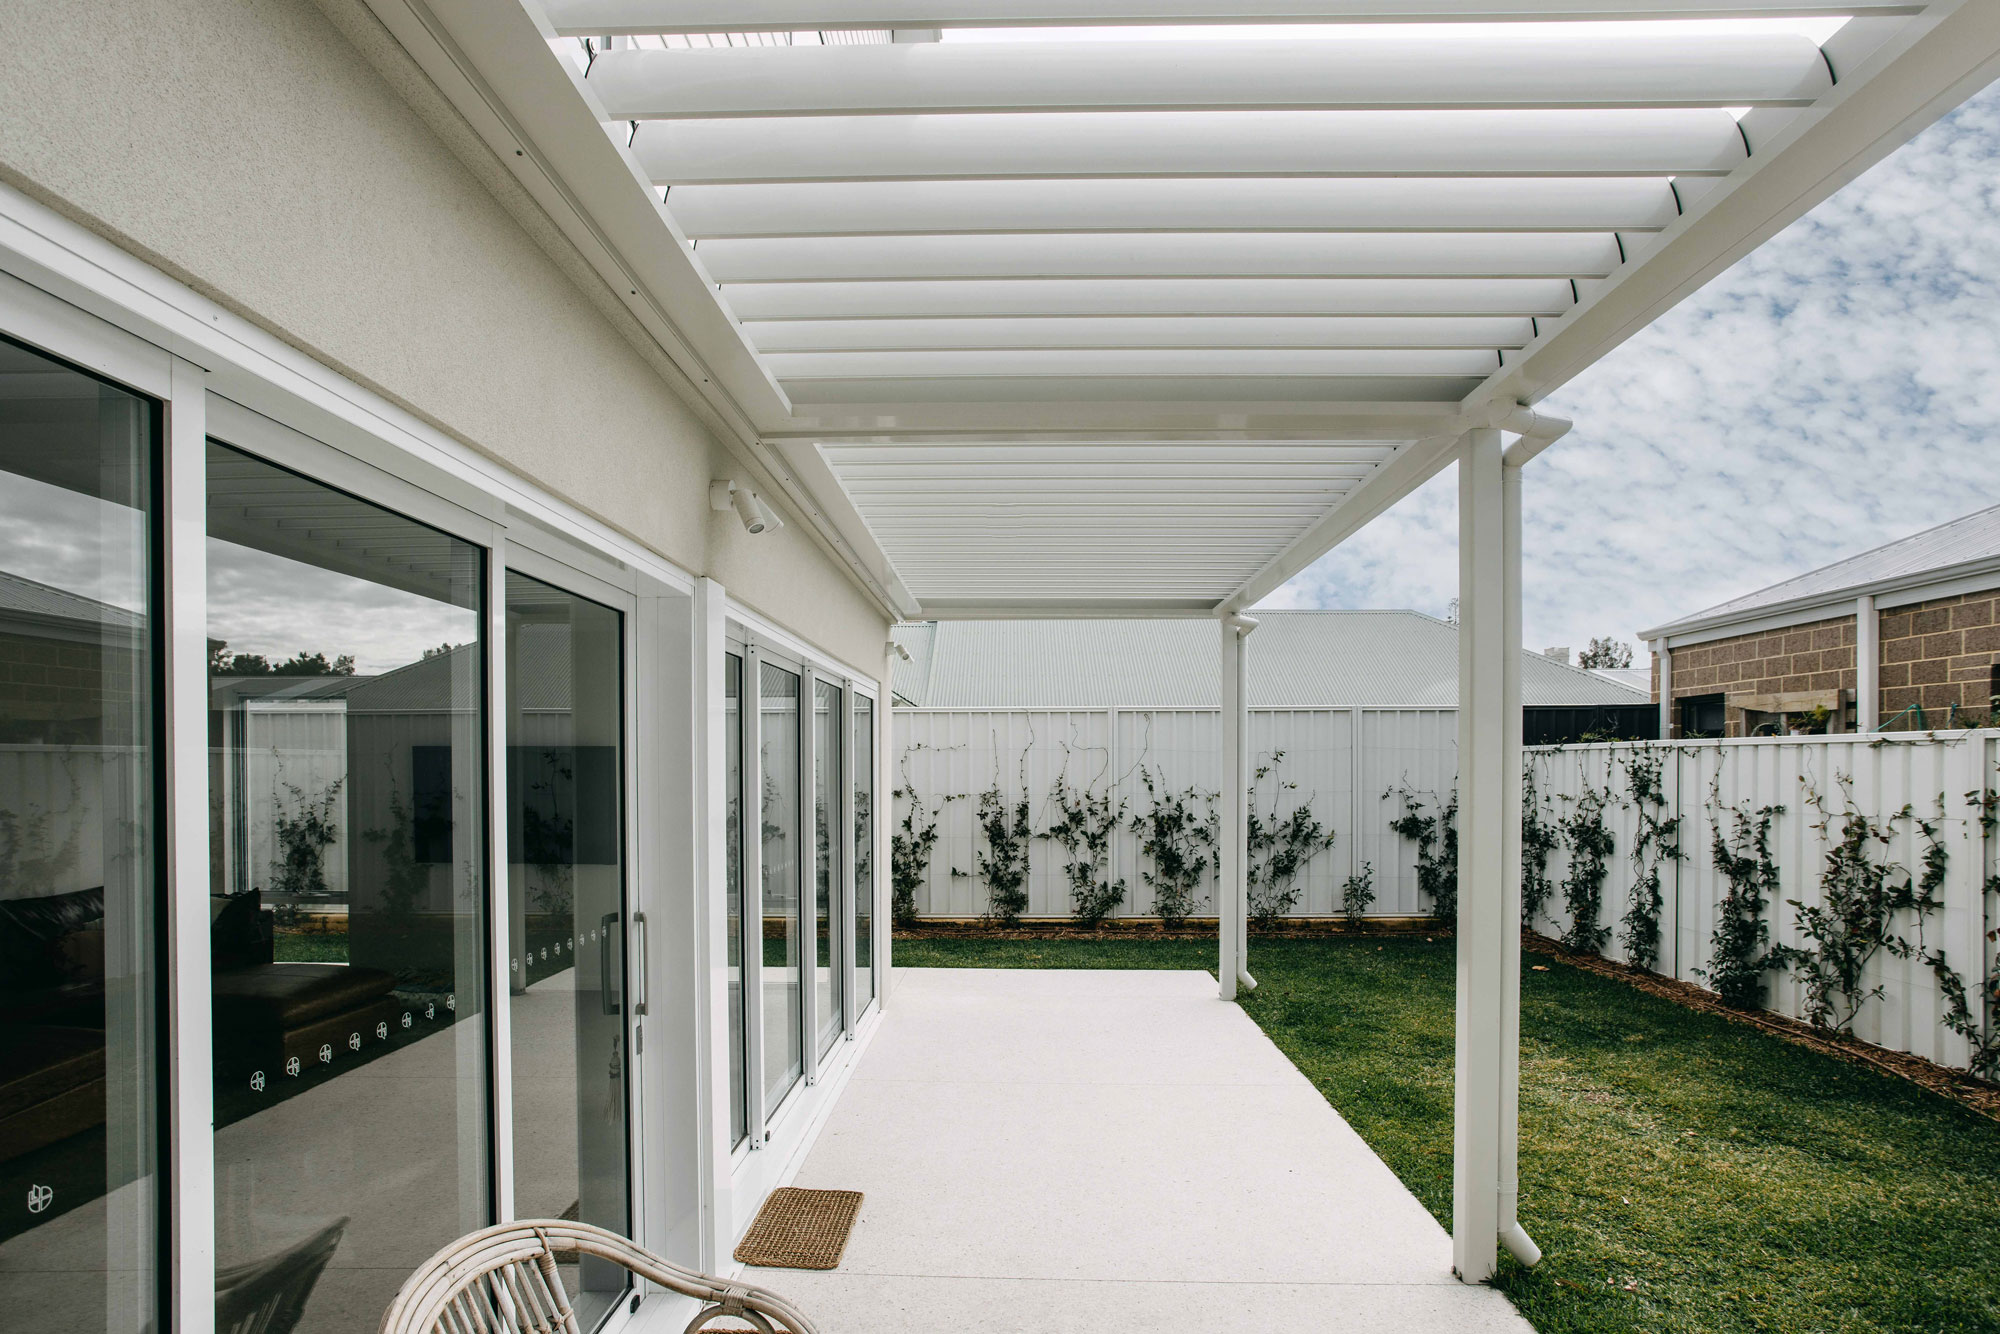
[743, 967, 1533, 1333]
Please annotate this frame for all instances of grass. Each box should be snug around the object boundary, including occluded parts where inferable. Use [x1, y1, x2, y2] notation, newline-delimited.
[892, 932, 2000, 1334]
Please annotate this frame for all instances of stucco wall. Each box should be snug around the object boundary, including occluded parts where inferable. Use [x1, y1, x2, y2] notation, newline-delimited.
[0, 0, 888, 674]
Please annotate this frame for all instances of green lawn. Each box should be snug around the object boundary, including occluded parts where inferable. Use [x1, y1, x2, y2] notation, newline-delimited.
[892, 933, 2000, 1334]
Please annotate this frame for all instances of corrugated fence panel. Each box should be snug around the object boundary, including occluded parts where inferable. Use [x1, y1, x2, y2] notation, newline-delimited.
[1114, 710, 1221, 918]
[1357, 710, 1459, 917]
[1529, 730, 1998, 1070]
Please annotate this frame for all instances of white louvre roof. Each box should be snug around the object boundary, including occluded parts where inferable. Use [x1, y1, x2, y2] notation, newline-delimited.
[366, 1, 2000, 620]
[890, 612, 1654, 708]
[1642, 501, 2000, 641]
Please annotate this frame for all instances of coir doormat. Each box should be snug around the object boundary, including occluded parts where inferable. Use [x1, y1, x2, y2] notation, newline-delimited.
[733, 1187, 865, 1270]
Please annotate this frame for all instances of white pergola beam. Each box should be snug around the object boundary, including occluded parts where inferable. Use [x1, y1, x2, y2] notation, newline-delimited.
[547, 1, 1920, 36]
[726, 277, 1579, 319]
[742, 315, 1545, 352]
[702, 234, 1620, 282]
[589, 35, 1828, 118]
[767, 348, 1503, 378]
[635, 108, 1747, 183]
[669, 178, 1683, 237]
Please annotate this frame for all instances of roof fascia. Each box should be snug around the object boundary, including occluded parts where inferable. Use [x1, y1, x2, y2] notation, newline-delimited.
[1643, 555, 2000, 645]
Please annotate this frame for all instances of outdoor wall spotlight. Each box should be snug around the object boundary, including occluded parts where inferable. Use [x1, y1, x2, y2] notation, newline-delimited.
[709, 478, 783, 535]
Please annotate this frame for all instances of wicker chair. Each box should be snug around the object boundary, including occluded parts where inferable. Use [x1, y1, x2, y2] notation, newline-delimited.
[378, 1220, 818, 1334]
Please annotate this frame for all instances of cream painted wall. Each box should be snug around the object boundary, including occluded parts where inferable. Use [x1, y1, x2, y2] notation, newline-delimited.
[0, 0, 890, 675]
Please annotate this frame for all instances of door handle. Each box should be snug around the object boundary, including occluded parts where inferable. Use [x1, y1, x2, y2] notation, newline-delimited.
[632, 911, 649, 1017]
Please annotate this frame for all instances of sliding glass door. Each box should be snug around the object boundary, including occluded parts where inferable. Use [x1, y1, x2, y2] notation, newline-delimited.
[812, 679, 841, 1058]
[758, 661, 802, 1115]
[0, 338, 160, 1334]
[504, 572, 629, 1330]
[852, 694, 875, 1012]
[206, 442, 488, 1334]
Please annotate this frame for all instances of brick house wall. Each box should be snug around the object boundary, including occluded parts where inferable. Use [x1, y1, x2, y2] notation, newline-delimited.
[1650, 585, 2000, 735]
[1879, 590, 2000, 724]
[1654, 614, 1857, 738]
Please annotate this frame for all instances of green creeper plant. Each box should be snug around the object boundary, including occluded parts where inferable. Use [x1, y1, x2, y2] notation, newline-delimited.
[1702, 786, 1785, 1009]
[1619, 745, 1683, 971]
[1559, 779, 1616, 955]
[1388, 783, 1457, 925]
[1248, 751, 1336, 927]
[1130, 767, 1216, 929]
[1045, 760, 1128, 928]
[1340, 862, 1376, 928]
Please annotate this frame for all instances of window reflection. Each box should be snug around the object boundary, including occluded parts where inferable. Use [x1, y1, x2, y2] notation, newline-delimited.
[206, 442, 487, 1334]
[813, 679, 840, 1054]
[505, 574, 627, 1330]
[853, 696, 874, 1009]
[724, 653, 746, 1147]
[759, 662, 801, 1114]
[0, 338, 159, 1334]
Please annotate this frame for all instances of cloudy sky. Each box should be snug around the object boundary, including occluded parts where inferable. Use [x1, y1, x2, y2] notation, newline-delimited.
[1265, 80, 2000, 662]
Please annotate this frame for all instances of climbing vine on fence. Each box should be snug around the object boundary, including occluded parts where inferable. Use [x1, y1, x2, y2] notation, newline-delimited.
[1704, 786, 1785, 1009]
[1926, 786, 2000, 1079]
[1619, 746, 1682, 971]
[1131, 767, 1216, 929]
[891, 744, 962, 925]
[1521, 760, 1559, 928]
[1388, 783, 1458, 925]
[975, 741, 1035, 925]
[1768, 780, 1944, 1034]
[1560, 778, 1616, 955]
[1046, 755, 1128, 928]
[1247, 751, 1336, 927]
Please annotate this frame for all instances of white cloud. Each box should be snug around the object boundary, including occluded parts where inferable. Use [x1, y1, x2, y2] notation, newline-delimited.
[1265, 81, 2000, 661]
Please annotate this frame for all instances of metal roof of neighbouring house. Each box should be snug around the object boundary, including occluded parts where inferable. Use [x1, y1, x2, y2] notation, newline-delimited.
[1641, 502, 2000, 641]
[892, 611, 1649, 711]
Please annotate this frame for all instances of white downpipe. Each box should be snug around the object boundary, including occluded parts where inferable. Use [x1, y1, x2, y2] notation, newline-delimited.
[1219, 613, 1259, 999]
[1654, 636, 1673, 740]
[1855, 594, 1879, 733]
[1497, 462, 1539, 1271]
[1487, 401, 1574, 469]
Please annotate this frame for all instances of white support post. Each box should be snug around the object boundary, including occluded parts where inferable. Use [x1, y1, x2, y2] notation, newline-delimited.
[1219, 614, 1257, 999]
[1453, 427, 1510, 1283]
[1654, 636, 1672, 740]
[1219, 620, 1241, 999]
[1856, 594, 1878, 733]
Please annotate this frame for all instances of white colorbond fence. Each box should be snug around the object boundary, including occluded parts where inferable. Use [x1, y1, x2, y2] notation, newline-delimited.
[1526, 731, 1999, 1072]
[893, 707, 1456, 920]
[893, 712, 1998, 1071]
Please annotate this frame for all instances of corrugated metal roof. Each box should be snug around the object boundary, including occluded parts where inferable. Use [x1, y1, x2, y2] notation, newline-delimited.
[891, 611, 1648, 710]
[1644, 502, 2000, 638]
[0, 569, 145, 630]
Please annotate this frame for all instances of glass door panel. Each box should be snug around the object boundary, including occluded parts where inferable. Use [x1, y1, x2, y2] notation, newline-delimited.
[206, 442, 488, 1334]
[758, 661, 801, 1114]
[812, 679, 840, 1056]
[504, 573, 628, 1329]
[724, 653, 746, 1147]
[852, 695, 874, 1010]
[0, 338, 159, 1334]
